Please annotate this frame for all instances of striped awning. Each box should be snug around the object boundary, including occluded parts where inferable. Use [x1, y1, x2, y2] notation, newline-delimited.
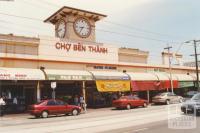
[90, 71, 130, 80]
[173, 74, 195, 81]
[44, 69, 93, 80]
[127, 72, 158, 81]
[0, 67, 45, 80]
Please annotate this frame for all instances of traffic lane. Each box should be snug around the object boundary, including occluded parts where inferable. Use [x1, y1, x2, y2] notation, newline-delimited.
[0, 104, 171, 127]
[102, 116, 200, 133]
[0, 105, 178, 133]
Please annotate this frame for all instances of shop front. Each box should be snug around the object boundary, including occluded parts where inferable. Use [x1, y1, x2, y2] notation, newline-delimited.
[127, 72, 181, 102]
[0, 67, 45, 113]
[127, 72, 160, 102]
[173, 74, 195, 96]
[40, 69, 93, 105]
[87, 71, 130, 108]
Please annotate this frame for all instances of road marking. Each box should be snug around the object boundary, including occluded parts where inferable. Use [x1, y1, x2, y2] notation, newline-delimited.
[133, 128, 148, 132]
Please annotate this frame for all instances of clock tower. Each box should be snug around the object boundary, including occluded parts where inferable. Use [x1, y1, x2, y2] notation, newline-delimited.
[44, 6, 107, 42]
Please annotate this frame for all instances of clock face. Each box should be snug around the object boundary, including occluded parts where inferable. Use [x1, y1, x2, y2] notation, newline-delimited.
[56, 19, 66, 38]
[74, 18, 91, 38]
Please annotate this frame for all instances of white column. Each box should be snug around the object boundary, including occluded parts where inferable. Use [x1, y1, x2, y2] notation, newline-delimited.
[36, 81, 41, 102]
[147, 90, 150, 103]
[82, 81, 86, 102]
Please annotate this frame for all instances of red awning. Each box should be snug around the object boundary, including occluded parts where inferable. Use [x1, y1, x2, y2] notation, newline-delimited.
[131, 80, 179, 91]
[160, 80, 179, 89]
[131, 81, 161, 91]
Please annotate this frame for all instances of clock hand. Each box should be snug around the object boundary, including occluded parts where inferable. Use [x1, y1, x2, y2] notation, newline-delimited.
[79, 27, 84, 33]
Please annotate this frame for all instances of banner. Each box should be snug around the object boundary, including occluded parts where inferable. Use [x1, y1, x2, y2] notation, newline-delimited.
[96, 80, 130, 92]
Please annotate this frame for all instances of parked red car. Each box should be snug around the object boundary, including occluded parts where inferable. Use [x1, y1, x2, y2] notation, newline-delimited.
[112, 95, 148, 110]
[29, 99, 81, 118]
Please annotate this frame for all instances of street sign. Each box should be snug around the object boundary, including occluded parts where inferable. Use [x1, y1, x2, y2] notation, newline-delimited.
[51, 82, 56, 89]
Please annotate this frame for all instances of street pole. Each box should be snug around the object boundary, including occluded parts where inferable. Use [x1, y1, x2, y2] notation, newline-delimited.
[186, 40, 200, 92]
[194, 40, 200, 91]
[164, 46, 174, 94]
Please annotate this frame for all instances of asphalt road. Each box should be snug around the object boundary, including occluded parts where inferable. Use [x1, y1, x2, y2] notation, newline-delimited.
[0, 104, 198, 133]
[103, 117, 200, 133]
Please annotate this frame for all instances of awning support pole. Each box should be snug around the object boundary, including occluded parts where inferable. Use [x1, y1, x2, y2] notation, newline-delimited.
[82, 81, 86, 103]
[37, 81, 41, 102]
[147, 90, 150, 103]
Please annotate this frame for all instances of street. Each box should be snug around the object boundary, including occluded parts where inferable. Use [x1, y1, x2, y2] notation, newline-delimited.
[0, 104, 198, 133]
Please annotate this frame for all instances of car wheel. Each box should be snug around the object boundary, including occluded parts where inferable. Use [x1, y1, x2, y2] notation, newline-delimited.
[166, 100, 170, 105]
[183, 110, 187, 114]
[72, 109, 79, 116]
[41, 111, 49, 118]
[126, 104, 131, 110]
[143, 102, 147, 108]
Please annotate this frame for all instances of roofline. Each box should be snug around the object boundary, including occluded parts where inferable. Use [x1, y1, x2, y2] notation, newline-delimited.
[44, 6, 107, 23]
[1, 57, 197, 71]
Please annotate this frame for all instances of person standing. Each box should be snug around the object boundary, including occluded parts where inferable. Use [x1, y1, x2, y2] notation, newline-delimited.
[13, 97, 18, 113]
[0, 96, 6, 116]
[80, 95, 87, 112]
[74, 95, 79, 106]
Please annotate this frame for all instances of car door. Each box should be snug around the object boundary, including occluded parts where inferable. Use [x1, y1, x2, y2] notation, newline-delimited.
[173, 94, 180, 103]
[167, 93, 173, 103]
[134, 96, 144, 106]
[56, 100, 67, 114]
[46, 100, 58, 114]
[131, 96, 140, 107]
[168, 93, 176, 103]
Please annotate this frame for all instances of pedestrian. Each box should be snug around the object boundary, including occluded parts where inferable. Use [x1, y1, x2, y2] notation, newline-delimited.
[79, 95, 84, 108]
[74, 95, 79, 106]
[13, 97, 18, 104]
[80, 95, 87, 113]
[0, 96, 6, 116]
[13, 97, 18, 113]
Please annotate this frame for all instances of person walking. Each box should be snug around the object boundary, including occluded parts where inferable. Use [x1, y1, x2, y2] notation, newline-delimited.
[0, 96, 6, 116]
[79, 95, 87, 113]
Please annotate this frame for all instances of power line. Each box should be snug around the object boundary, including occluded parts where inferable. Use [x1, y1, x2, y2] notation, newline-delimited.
[103, 21, 184, 39]
[26, 0, 184, 40]
[0, 12, 178, 43]
[96, 28, 174, 43]
[0, 12, 43, 22]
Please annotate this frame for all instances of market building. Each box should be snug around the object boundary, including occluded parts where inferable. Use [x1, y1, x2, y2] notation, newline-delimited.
[0, 6, 198, 112]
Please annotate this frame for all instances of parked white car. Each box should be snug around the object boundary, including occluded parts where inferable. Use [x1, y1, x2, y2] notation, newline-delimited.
[152, 92, 183, 105]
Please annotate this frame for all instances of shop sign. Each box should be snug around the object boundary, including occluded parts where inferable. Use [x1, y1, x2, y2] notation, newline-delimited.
[48, 74, 93, 80]
[96, 80, 130, 92]
[51, 82, 57, 89]
[55, 42, 108, 54]
[0, 73, 30, 80]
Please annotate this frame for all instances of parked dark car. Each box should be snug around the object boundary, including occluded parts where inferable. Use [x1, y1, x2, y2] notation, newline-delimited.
[181, 93, 200, 115]
[112, 95, 148, 110]
[183, 91, 199, 101]
[29, 99, 81, 118]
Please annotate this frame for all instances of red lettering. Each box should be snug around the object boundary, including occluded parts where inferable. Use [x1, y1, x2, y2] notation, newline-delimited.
[55, 42, 71, 52]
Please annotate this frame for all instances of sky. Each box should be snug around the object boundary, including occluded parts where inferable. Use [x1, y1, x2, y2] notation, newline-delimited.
[0, 0, 200, 64]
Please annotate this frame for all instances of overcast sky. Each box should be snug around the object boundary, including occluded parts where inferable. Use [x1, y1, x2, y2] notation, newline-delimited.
[0, 0, 200, 64]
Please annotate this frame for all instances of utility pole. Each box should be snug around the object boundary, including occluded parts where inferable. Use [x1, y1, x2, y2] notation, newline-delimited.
[186, 40, 200, 91]
[164, 45, 174, 94]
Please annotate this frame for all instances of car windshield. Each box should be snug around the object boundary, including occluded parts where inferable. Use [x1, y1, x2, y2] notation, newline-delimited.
[191, 93, 200, 101]
[157, 93, 167, 96]
[119, 96, 127, 99]
[35, 101, 45, 105]
[186, 91, 198, 98]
